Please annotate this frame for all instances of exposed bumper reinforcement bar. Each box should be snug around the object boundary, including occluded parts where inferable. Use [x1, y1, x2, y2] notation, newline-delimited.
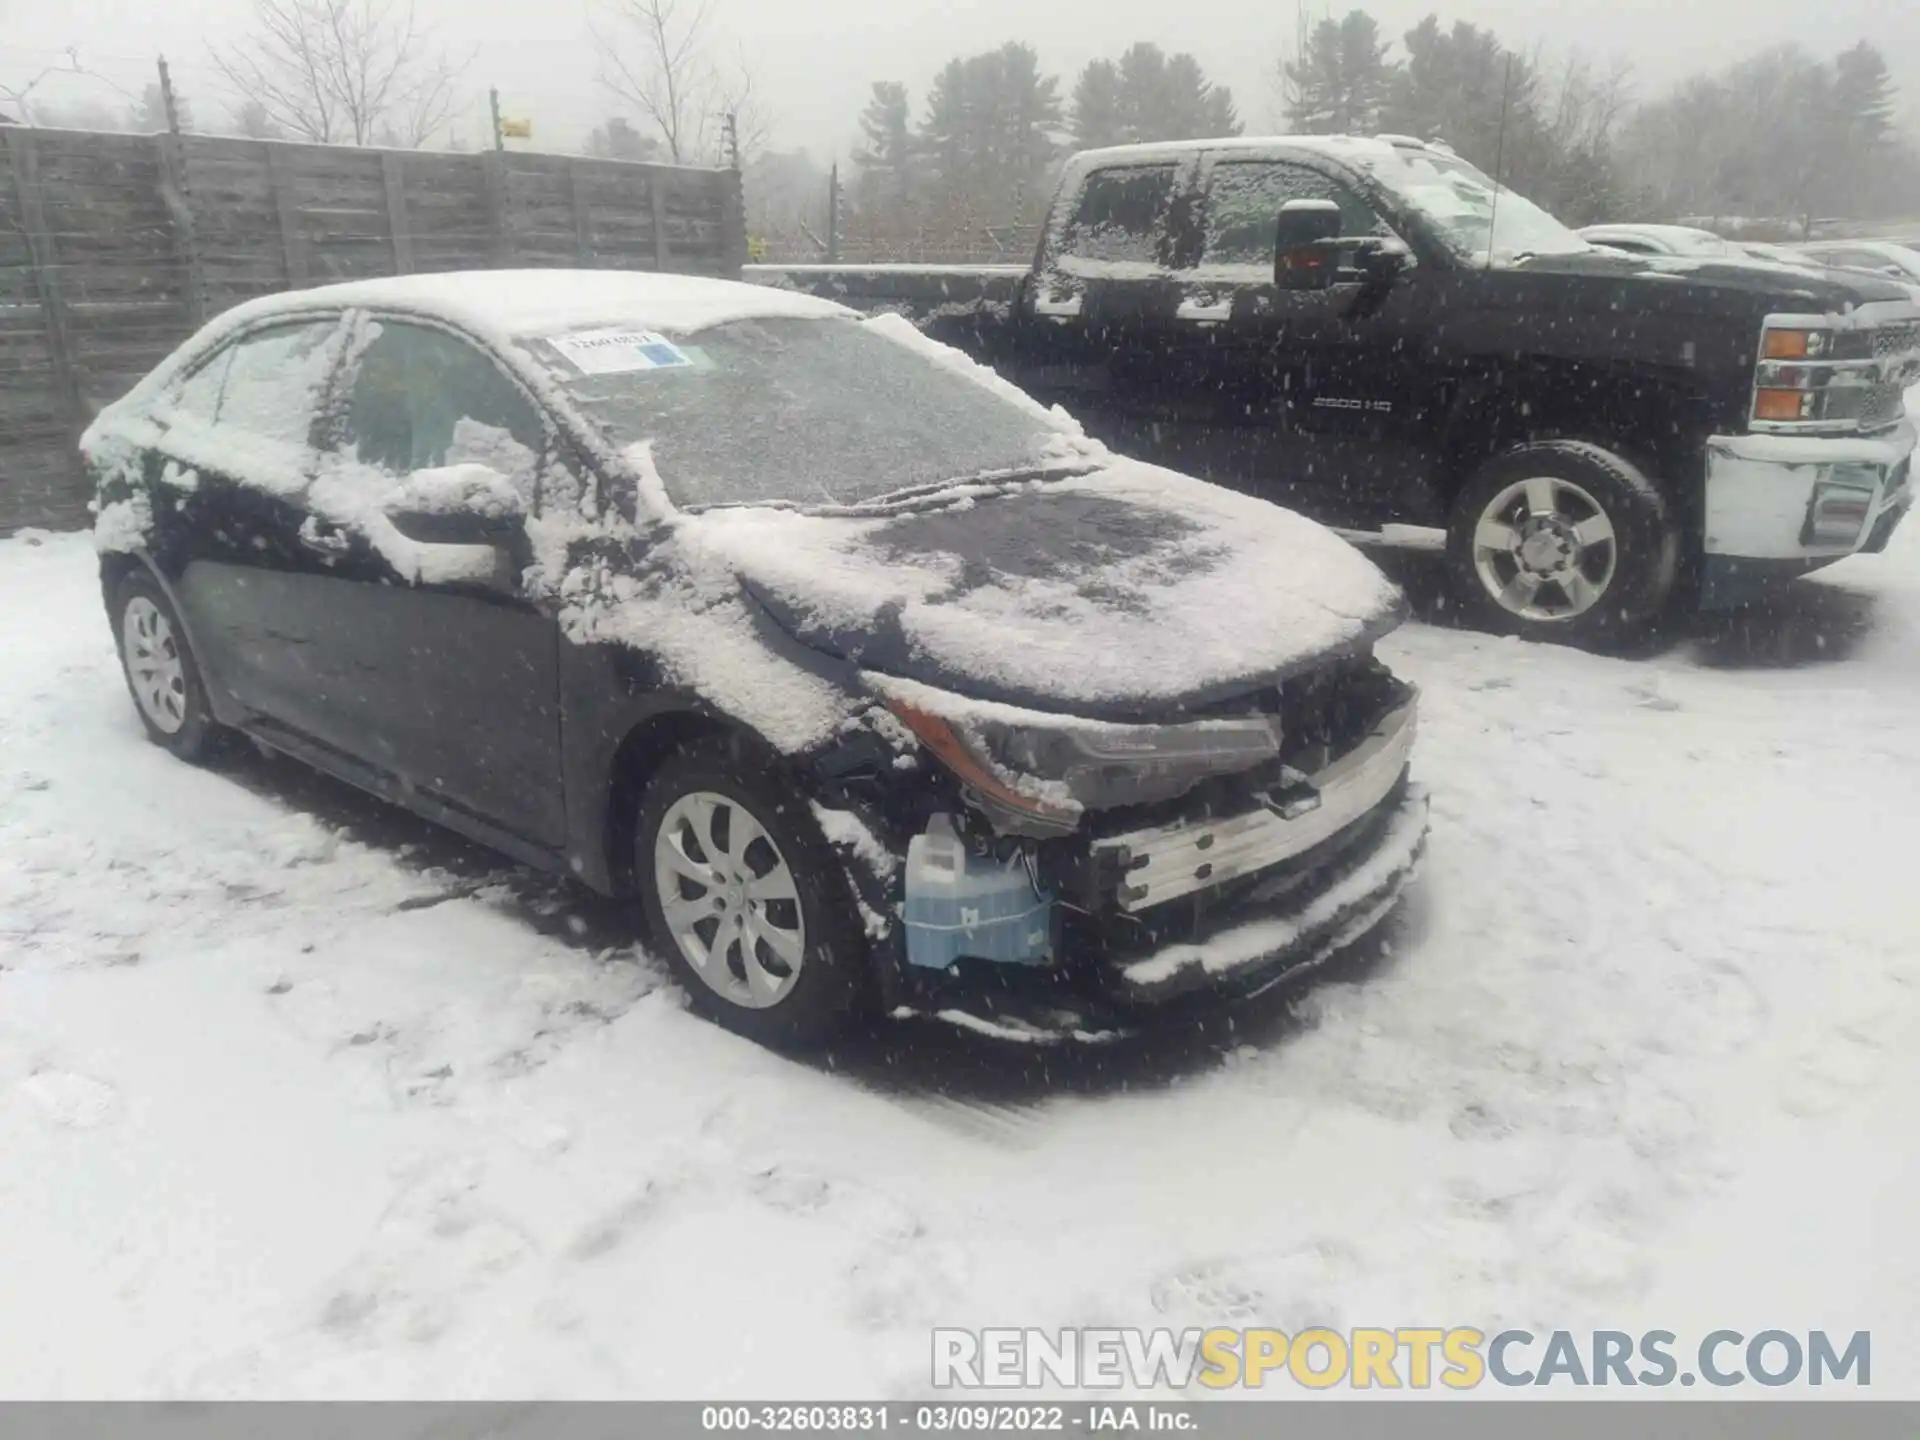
[1091, 695, 1419, 913]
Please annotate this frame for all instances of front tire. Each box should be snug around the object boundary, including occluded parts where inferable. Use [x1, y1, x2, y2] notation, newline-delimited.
[635, 741, 872, 1048]
[113, 570, 222, 761]
[1445, 440, 1679, 647]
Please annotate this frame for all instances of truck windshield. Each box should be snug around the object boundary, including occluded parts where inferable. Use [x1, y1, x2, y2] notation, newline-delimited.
[535, 316, 1070, 509]
[1354, 147, 1591, 265]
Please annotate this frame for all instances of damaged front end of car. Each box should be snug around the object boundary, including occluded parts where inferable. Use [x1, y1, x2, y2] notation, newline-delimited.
[804, 653, 1431, 1045]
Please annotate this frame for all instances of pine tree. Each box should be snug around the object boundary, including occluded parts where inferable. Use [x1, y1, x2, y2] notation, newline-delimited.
[920, 44, 1062, 228]
[1073, 44, 1240, 147]
[1382, 17, 1541, 180]
[1285, 10, 1396, 134]
[134, 81, 190, 134]
[853, 81, 917, 236]
[1833, 41, 1897, 148]
[230, 99, 284, 140]
[1163, 52, 1240, 139]
[586, 117, 662, 159]
[1070, 60, 1124, 149]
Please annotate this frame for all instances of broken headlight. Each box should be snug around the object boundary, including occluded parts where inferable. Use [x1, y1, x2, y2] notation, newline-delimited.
[885, 687, 1283, 836]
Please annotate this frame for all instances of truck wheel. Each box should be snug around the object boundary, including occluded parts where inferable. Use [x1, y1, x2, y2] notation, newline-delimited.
[1445, 441, 1678, 646]
[635, 742, 873, 1049]
[113, 570, 224, 761]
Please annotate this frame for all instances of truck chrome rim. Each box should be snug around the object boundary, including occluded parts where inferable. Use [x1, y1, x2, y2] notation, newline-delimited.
[653, 791, 806, 1009]
[122, 596, 189, 735]
[1472, 476, 1618, 622]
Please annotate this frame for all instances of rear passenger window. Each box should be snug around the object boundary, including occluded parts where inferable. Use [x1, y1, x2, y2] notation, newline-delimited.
[214, 321, 343, 446]
[1061, 165, 1177, 264]
[1201, 161, 1392, 268]
[168, 350, 232, 421]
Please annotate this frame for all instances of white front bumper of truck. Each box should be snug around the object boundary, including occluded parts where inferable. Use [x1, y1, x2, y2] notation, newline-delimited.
[1703, 418, 1915, 561]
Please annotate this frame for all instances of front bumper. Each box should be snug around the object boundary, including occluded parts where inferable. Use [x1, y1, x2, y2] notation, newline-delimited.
[886, 768, 1430, 1042]
[1702, 419, 1915, 578]
[1102, 778, 1428, 1006]
[1090, 696, 1417, 913]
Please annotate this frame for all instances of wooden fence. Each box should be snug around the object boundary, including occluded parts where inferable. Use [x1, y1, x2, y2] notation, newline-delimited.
[0, 125, 747, 533]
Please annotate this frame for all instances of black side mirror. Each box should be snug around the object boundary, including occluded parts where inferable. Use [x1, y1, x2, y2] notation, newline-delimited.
[1352, 237, 1412, 287]
[382, 464, 532, 593]
[1274, 199, 1344, 290]
[384, 508, 524, 546]
[382, 463, 527, 546]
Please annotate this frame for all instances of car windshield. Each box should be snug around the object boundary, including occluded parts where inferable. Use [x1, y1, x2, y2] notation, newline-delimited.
[1354, 147, 1591, 265]
[532, 316, 1071, 509]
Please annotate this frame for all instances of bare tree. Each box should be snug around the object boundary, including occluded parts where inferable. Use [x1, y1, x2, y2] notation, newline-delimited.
[593, 0, 767, 164]
[1, 47, 139, 127]
[1536, 48, 1633, 158]
[210, 0, 465, 147]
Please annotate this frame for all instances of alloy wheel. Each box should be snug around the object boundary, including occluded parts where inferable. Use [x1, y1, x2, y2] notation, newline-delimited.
[652, 790, 807, 1009]
[1471, 474, 1619, 622]
[122, 596, 189, 735]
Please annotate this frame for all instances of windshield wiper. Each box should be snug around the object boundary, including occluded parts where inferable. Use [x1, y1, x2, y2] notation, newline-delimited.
[860, 463, 1100, 509]
[678, 464, 1102, 518]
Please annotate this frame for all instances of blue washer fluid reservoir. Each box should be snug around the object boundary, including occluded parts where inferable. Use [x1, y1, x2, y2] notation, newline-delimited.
[903, 813, 1057, 970]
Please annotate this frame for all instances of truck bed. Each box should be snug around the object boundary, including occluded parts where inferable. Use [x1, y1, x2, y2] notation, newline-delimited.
[742, 263, 1028, 322]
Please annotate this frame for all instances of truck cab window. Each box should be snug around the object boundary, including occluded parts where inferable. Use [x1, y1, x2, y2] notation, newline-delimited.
[1201, 161, 1392, 268]
[1060, 165, 1177, 264]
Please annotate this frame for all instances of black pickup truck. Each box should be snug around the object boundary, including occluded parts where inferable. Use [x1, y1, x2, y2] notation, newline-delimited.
[749, 135, 1920, 644]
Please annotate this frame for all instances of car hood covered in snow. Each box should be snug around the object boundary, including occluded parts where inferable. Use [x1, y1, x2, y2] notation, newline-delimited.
[675, 459, 1407, 720]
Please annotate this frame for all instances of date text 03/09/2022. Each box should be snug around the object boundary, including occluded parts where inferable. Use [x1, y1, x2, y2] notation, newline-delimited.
[700, 1404, 1195, 1432]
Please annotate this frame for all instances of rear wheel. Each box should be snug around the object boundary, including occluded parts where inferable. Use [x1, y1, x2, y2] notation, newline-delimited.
[635, 742, 872, 1048]
[1446, 440, 1679, 647]
[113, 571, 222, 761]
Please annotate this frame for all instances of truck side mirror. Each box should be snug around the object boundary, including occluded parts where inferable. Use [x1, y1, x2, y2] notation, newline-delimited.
[1352, 237, 1412, 287]
[1275, 199, 1345, 290]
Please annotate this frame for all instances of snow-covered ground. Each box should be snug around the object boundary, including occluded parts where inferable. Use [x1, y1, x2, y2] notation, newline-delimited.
[3, 512, 1917, 1397]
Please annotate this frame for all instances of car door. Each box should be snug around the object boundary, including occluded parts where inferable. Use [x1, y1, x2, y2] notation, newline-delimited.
[150, 315, 353, 727]
[284, 313, 569, 849]
[1166, 154, 1434, 526]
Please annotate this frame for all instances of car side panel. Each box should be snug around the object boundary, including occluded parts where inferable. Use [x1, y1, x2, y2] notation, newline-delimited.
[249, 548, 568, 848]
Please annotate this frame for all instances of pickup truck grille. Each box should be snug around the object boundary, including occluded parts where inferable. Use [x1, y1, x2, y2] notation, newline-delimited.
[1863, 319, 1920, 430]
[1862, 382, 1910, 431]
[1871, 320, 1920, 360]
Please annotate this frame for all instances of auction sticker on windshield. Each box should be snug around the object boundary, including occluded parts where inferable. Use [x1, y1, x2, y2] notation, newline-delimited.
[551, 327, 694, 375]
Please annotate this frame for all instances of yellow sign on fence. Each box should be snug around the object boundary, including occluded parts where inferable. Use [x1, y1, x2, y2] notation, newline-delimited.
[500, 117, 533, 140]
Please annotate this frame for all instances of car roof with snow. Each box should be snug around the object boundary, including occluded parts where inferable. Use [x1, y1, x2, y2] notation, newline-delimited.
[201, 269, 853, 345]
[1578, 224, 1737, 252]
[1800, 239, 1918, 260]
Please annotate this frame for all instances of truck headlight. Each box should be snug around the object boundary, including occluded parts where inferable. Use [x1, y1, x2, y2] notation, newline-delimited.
[1762, 326, 1833, 360]
[1754, 387, 1820, 421]
[1751, 321, 1890, 426]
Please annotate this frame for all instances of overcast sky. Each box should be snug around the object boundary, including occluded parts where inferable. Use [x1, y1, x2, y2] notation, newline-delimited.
[5, 0, 1917, 159]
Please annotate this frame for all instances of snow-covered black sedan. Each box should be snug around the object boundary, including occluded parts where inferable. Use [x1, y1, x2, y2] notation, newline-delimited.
[84, 271, 1428, 1046]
